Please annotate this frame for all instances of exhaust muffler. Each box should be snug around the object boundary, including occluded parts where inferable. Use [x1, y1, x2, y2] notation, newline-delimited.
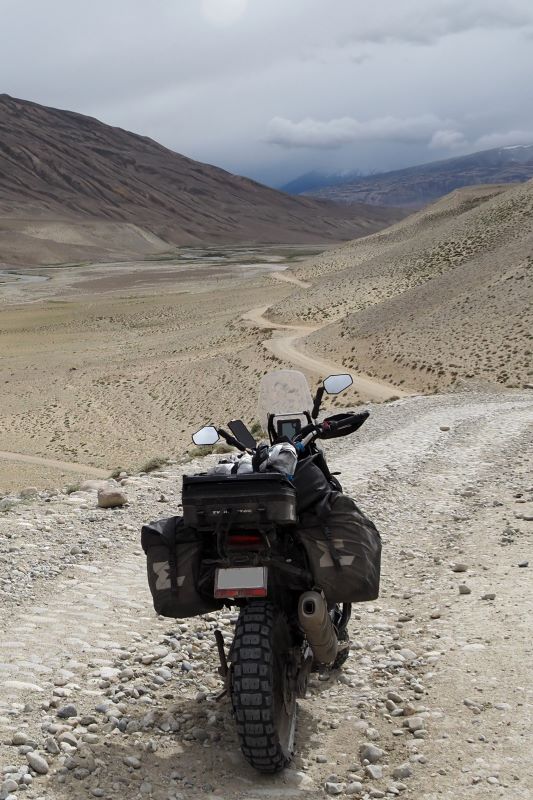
[298, 591, 338, 665]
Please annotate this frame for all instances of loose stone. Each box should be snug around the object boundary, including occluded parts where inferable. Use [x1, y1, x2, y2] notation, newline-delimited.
[97, 488, 127, 508]
[325, 782, 346, 796]
[26, 751, 49, 775]
[57, 704, 78, 719]
[365, 764, 383, 780]
[45, 737, 60, 754]
[359, 743, 385, 764]
[392, 764, 412, 779]
[345, 781, 363, 795]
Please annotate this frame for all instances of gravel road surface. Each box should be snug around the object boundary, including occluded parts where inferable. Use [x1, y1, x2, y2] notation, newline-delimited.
[0, 388, 531, 800]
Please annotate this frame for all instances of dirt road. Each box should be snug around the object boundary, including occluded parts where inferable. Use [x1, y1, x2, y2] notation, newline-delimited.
[243, 305, 408, 401]
[0, 388, 531, 799]
[0, 450, 108, 478]
[271, 271, 311, 289]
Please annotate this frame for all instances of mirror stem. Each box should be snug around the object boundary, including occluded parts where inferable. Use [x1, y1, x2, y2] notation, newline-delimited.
[217, 428, 249, 453]
[311, 386, 325, 420]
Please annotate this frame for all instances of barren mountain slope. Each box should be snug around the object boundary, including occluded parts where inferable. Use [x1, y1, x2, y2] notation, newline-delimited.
[0, 94, 402, 265]
[285, 144, 533, 206]
[269, 181, 533, 393]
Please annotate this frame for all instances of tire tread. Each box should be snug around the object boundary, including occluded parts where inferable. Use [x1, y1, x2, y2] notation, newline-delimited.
[230, 600, 294, 773]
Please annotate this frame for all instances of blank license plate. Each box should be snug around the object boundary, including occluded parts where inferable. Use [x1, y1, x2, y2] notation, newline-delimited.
[215, 566, 268, 599]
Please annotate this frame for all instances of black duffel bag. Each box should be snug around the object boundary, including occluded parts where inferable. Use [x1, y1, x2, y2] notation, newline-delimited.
[296, 492, 381, 604]
[141, 516, 222, 619]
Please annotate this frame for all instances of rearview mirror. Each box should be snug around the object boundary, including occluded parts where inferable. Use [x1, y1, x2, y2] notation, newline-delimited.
[192, 425, 219, 446]
[323, 374, 353, 395]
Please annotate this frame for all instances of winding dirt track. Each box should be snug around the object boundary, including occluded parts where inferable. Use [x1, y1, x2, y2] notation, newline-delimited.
[270, 271, 311, 288]
[243, 305, 408, 401]
[0, 450, 108, 478]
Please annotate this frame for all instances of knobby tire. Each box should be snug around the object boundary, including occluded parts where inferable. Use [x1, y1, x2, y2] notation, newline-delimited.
[230, 600, 296, 773]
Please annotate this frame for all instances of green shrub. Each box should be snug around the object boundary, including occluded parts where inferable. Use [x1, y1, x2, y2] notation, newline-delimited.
[250, 420, 266, 438]
[141, 456, 169, 473]
[213, 443, 234, 454]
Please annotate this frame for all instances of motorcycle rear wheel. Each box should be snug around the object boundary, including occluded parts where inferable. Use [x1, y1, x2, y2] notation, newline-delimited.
[231, 600, 296, 773]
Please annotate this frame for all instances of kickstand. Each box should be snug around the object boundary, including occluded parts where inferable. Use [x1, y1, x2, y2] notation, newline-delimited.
[214, 629, 228, 678]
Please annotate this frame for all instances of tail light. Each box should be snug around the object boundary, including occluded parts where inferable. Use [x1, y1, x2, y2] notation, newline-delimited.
[227, 532, 262, 549]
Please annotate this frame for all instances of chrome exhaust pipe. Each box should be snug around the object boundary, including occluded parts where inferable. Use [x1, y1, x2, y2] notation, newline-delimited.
[298, 591, 338, 665]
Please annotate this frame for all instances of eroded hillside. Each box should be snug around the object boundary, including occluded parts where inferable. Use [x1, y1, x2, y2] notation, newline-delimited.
[0, 94, 403, 265]
[269, 182, 533, 393]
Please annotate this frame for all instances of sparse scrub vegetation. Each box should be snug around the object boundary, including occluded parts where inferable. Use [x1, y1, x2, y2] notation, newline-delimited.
[140, 456, 169, 474]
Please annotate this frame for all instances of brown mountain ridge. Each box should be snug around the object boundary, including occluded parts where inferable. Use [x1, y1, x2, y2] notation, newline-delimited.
[0, 94, 403, 265]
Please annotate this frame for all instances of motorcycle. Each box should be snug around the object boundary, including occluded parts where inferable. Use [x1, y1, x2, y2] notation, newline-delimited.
[184, 369, 371, 773]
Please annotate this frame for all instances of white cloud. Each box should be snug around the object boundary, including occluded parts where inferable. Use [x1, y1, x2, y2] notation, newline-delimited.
[267, 114, 447, 149]
[474, 129, 533, 149]
[429, 129, 468, 150]
[339, 0, 533, 46]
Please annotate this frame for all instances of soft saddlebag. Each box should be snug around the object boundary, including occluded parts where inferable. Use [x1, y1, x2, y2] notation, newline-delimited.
[297, 492, 381, 603]
[141, 516, 222, 618]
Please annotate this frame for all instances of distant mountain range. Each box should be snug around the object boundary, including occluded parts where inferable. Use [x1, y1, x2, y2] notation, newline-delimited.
[0, 94, 404, 266]
[280, 145, 533, 207]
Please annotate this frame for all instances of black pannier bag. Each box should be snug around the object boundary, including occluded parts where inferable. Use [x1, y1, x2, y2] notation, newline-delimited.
[182, 473, 297, 530]
[141, 516, 222, 618]
[292, 455, 333, 515]
[297, 492, 381, 604]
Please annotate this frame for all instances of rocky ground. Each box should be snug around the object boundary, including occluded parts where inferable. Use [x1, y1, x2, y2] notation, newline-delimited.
[0, 388, 531, 800]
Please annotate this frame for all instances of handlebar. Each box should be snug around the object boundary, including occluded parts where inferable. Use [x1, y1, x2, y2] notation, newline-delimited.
[217, 428, 250, 453]
[216, 411, 369, 453]
[295, 411, 369, 446]
[320, 411, 370, 438]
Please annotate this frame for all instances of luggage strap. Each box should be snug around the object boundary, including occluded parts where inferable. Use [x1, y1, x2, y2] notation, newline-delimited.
[321, 523, 342, 570]
[168, 518, 180, 592]
[215, 510, 238, 559]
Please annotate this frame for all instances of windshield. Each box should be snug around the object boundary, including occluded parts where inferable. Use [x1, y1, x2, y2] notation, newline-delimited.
[258, 369, 314, 433]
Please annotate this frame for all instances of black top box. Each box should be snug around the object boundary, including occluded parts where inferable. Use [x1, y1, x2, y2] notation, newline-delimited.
[182, 473, 297, 530]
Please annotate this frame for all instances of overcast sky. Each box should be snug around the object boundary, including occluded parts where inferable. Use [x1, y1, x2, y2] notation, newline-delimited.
[1, 0, 533, 186]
